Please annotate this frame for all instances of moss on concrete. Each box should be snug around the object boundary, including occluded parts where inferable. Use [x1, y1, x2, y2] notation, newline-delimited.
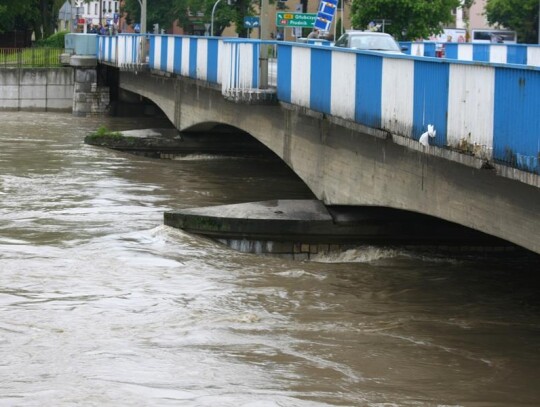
[84, 126, 140, 148]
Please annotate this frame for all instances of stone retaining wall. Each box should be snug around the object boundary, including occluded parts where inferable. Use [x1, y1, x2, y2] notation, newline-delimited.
[72, 67, 109, 117]
[0, 68, 73, 112]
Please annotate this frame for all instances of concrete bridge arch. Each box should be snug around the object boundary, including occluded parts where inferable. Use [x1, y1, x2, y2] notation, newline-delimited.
[117, 70, 540, 254]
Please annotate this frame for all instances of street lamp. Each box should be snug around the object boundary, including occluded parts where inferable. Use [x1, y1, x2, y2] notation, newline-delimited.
[136, 0, 147, 33]
[211, 0, 223, 37]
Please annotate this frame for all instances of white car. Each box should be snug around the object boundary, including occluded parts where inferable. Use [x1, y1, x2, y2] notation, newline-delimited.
[334, 31, 404, 53]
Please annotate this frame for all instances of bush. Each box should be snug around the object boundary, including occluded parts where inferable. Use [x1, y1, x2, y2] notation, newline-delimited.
[35, 31, 68, 48]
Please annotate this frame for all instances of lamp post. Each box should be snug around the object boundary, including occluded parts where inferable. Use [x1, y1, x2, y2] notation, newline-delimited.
[211, 0, 223, 37]
[136, 0, 147, 33]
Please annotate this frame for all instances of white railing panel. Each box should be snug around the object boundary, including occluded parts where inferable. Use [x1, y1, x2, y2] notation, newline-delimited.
[381, 58, 414, 137]
[331, 51, 356, 121]
[291, 47, 311, 107]
[447, 64, 495, 158]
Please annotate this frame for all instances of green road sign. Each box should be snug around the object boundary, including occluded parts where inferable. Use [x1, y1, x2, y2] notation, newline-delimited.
[275, 12, 317, 28]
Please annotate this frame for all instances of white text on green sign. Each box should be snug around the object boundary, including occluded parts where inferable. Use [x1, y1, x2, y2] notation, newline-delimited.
[276, 12, 317, 28]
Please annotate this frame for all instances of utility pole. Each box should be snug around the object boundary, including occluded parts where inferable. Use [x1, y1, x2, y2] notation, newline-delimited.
[259, 0, 270, 88]
[136, 0, 147, 65]
[137, 0, 147, 33]
[71, 0, 76, 32]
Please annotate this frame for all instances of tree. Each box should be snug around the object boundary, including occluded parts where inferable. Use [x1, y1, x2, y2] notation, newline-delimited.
[485, 0, 539, 44]
[122, 0, 255, 37]
[0, 0, 57, 39]
[122, 0, 185, 32]
[350, 0, 461, 41]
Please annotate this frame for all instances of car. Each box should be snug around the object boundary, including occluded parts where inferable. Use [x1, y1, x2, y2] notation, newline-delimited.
[334, 31, 404, 53]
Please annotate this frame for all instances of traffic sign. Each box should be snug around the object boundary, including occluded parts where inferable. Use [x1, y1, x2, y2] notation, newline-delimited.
[244, 16, 260, 28]
[275, 12, 317, 28]
[314, 0, 338, 32]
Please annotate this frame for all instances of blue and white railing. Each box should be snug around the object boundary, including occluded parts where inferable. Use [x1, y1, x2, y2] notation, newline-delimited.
[117, 34, 147, 69]
[277, 43, 540, 174]
[148, 36, 273, 98]
[97, 35, 117, 64]
[97, 34, 539, 175]
[401, 42, 540, 67]
[401, 41, 438, 57]
[148, 35, 222, 84]
[98, 34, 147, 70]
[221, 39, 261, 98]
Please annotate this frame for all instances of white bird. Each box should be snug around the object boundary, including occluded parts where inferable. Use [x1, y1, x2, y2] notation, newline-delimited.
[419, 124, 436, 147]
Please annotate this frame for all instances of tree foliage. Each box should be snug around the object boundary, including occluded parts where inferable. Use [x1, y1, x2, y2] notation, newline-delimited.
[485, 0, 539, 44]
[0, 0, 59, 39]
[122, 0, 186, 32]
[122, 0, 255, 37]
[350, 0, 461, 40]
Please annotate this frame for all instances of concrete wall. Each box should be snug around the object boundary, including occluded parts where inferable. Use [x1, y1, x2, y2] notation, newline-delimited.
[0, 68, 73, 112]
[119, 71, 540, 255]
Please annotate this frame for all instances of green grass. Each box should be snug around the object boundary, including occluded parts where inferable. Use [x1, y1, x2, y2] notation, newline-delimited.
[88, 126, 123, 139]
[0, 48, 64, 67]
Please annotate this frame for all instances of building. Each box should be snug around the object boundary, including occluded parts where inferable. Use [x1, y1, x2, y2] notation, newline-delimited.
[58, 0, 121, 32]
[468, 0, 491, 30]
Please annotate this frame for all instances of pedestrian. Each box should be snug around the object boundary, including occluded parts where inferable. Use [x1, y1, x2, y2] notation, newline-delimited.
[307, 28, 319, 39]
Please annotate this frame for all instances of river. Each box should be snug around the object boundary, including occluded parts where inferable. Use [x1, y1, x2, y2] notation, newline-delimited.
[0, 112, 539, 406]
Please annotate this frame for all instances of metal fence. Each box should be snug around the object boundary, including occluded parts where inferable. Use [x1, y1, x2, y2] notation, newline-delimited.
[0, 48, 64, 68]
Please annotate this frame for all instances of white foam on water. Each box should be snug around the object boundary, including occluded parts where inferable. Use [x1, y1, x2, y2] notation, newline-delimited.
[311, 246, 401, 264]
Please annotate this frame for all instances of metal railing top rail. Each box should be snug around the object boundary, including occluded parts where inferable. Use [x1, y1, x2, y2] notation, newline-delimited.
[0, 48, 65, 68]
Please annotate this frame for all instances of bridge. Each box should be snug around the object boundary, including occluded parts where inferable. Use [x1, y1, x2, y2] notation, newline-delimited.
[89, 34, 540, 254]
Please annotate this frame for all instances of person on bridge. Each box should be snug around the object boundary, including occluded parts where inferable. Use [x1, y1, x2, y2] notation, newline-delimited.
[307, 28, 319, 39]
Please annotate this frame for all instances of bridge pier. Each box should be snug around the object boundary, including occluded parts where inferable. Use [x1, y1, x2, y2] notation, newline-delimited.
[70, 55, 110, 117]
[164, 200, 517, 258]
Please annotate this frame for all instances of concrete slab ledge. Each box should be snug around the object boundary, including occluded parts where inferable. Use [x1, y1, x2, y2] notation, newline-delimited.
[84, 128, 271, 156]
[164, 200, 517, 257]
[70, 55, 97, 67]
[165, 200, 357, 243]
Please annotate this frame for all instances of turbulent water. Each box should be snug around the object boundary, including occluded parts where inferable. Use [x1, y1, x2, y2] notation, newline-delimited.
[0, 112, 539, 406]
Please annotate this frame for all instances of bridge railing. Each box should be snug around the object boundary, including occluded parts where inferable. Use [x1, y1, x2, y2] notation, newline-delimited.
[277, 42, 540, 174]
[101, 35, 539, 176]
[148, 35, 222, 84]
[97, 35, 117, 65]
[400, 41, 540, 67]
[221, 39, 259, 96]
[98, 34, 148, 71]
[145, 35, 274, 98]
